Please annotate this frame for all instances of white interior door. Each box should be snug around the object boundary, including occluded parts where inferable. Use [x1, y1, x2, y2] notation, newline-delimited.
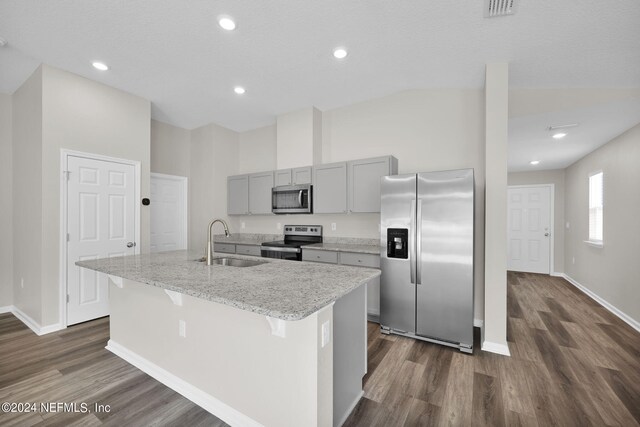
[507, 186, 551, 274]
[150, 173, 187, 252]
[67, 155, 136, 325]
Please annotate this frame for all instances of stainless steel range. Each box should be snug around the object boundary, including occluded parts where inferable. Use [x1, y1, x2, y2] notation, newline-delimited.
[261, 225, 322, 261]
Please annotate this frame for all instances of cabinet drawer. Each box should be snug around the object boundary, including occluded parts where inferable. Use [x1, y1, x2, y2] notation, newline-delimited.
[303, 249, 338, 264]
[214, 243, 236, 254]
[340, 252, 380, 268]
[235, 244, 262, 257]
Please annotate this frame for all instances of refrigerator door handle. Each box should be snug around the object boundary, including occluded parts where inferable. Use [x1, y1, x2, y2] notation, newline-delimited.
[410, 199, 416, 284]
[417, 200, 422, 285]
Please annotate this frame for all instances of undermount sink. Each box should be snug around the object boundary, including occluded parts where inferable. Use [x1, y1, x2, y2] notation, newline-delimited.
[197, 257, 266, 268]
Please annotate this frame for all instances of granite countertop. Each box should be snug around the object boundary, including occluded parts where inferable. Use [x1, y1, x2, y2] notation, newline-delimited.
[304, 242, 380, 255]
[76, 250, 380, 321]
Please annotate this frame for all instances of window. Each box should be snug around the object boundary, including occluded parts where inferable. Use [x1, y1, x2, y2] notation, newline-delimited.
[588, 171, 603, 243]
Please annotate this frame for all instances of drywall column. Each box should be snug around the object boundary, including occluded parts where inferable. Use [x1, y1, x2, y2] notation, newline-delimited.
[0, 93, 13, 308]
[276, 107, 322, 169]
[483, 63, 510, 355]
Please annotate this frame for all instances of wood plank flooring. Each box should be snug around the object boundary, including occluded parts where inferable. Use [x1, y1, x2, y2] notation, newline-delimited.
[0, 315, 227, 426]
[1, 271, 638, 426]
[344, 272, 640, 426]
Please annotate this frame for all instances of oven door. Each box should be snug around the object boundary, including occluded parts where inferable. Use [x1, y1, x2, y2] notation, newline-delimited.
[272, 185, 312, 214]
[261, 246, 302, 261]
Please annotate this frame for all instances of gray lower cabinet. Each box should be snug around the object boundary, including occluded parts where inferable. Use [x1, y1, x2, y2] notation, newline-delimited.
[227, 175, 249, 215]
[235, 244, 262, 257]
[302, 249, 339, 264]
[249, 172, 274, 215]
[313, 162, 347, 213]
[302, 249, 381, 319]
[214, 243, 236, 254]
[348, 156, 398, 213]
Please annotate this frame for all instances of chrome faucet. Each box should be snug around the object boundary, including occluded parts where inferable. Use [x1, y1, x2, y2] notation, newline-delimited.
[206, 219, 231, 266]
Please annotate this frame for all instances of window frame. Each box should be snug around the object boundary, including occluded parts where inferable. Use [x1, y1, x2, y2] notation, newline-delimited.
[586, 170, 604, 247]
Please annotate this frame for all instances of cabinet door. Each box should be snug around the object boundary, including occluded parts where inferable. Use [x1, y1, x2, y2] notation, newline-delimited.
[348, 156, 398, 213]
[227, 175, 249, 215]
[274, 169, 292, 186]
[249, 172, 274, 215]
[313, 162, 347, 213]
[292, 166, 312, 185]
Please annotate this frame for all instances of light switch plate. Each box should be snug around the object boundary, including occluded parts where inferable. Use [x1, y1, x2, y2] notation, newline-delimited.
[241, 222, 246, 229]
[321, 320, 330, 347]
[179, 320, 186, 337]
[277, 223, 282, 230]
[331, 223, 336, 231]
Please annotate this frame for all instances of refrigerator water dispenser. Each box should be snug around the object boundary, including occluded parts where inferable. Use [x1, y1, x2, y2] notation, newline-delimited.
[387, 228, 408, 259]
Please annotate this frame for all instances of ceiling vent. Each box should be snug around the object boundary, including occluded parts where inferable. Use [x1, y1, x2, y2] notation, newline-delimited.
[484, 0, 518, 18]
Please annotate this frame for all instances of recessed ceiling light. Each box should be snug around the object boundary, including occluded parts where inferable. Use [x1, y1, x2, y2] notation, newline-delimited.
[530, 160, 540, 165]
[218, 17, 236, 31]
[552, 132, 567, 139]
[234, 86, 246, 95]
[333, 48, 348, 59]
[92, 61, 109, 71]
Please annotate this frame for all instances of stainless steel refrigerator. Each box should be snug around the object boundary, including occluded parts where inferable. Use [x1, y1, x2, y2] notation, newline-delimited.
[380, 169, 474, 353]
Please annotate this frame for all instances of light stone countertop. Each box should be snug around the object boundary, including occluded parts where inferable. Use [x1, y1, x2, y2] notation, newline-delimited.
[212, 233, 280, 246]
[76, 250, 380, 321]
[304, 242, 381, 255]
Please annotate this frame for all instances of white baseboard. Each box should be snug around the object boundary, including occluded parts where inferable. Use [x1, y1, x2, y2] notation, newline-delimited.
[6, 306, 65, 336]
[481, 340, 511, 356]
[550, 272, 564, 277]
[336, 390, 364, 427]
[0, 305, 12, 314]
[106, 340, 263, 427]
[473, 318, 484, 328]
[560, 273, 640, 333]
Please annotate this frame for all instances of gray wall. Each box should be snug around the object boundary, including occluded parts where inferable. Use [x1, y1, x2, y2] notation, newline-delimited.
[8, 64, 151, 327]
[151, 119, 190, 178]
[0, 93, 13, 308]
[508, 169, 565, 273]
[565, 123, 640, 323]
[12, 67, 43, 323]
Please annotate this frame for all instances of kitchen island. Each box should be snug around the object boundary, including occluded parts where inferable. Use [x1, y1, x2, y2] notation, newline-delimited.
[77, 250, 380, 427]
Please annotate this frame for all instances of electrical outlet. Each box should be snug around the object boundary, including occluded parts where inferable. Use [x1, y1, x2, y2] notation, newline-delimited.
[179, 320, 186, 337]
[566, 222, 570, 229]
[331, 223, 336, 231]
[241, 222, 246, 229]
[572, 257, 575, 265]
[321, 320, 330, 347]
[20, 278, 24, 289]
[277, 223, 282, 230]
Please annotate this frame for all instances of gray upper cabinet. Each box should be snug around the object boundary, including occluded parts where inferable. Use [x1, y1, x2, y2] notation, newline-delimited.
[274, 169, 292, 186]
[248, 171, 274, 214]
[274, 166, 312, 186]
[348, 156, 398, 213]
[292, 167, 312, 185]
[227, 175, 249, 215]
[313, 162, 348, 213]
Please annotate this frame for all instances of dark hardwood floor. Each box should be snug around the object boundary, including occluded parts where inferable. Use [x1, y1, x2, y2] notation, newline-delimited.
[1, 272, 638, 426]
[0, 315, 227, 426]
[343, 272, 640, 426]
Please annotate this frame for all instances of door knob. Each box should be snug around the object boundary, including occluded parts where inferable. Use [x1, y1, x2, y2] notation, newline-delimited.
[127, 242, 136, 248]
[544, 233, 549, 237]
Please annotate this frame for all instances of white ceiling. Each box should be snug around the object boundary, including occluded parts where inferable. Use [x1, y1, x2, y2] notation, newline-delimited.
[1, 0, 639, 133]
[508, 98, 640, 172]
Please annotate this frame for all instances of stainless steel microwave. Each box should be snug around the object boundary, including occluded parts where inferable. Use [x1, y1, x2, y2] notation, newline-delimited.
[272, 184, 312, 214]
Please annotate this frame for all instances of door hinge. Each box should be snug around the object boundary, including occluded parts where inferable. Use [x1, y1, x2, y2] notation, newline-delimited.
[66, 294, 70, 303]
[67, 233, 70, 242]
[63, 171, 71, 181]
